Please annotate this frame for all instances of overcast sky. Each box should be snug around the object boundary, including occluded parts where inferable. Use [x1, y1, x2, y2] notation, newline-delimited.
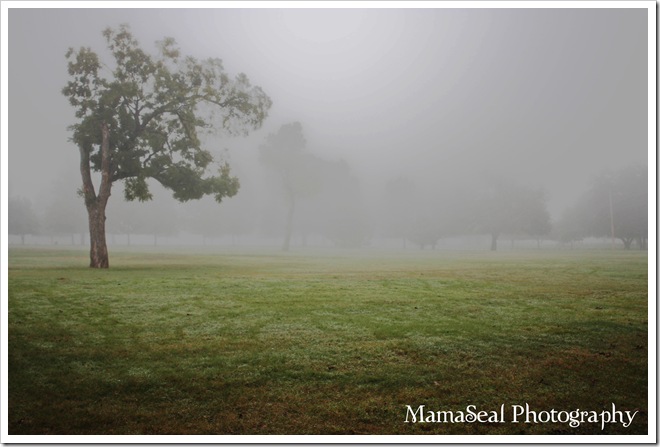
[7, 5, 650, 218]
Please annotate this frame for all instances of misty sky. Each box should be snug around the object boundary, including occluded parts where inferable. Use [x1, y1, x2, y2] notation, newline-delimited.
[7, 5, 650, 219]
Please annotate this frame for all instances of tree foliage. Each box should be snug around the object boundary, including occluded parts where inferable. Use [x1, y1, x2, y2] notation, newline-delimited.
[63, 25, 270, 203]
[259, 122, 323, 197]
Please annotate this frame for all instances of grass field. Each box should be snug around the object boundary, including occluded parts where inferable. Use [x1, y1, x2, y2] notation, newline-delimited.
[7, 246, 649, 436]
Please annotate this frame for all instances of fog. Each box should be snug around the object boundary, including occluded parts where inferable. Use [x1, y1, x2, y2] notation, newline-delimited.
[6, 6, 650, 249]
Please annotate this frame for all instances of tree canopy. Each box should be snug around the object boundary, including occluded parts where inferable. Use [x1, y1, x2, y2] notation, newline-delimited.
[63, 25, 271, 203]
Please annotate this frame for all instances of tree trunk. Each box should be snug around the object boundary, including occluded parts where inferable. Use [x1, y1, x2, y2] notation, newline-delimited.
[87, 202, 109, 268]
[621, 237, 633, 250]
[637, 236, 647, 250]
[490, 232, 498, 251]
[81, 122, 112, 268]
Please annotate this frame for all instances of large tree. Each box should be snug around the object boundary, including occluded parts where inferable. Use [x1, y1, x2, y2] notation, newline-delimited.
[63, 25, 271, 267]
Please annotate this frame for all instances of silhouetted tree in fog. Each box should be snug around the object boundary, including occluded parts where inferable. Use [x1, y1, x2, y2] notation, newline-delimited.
[259, 122, 323, 251]
[576, 165, 647, 249]
[468, 178, 551, 251]
[407, 214, 442, 250]
[468, 179, 519, 251]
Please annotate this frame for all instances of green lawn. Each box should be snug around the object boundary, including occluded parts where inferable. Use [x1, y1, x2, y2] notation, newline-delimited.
[7, 247, 648, 435]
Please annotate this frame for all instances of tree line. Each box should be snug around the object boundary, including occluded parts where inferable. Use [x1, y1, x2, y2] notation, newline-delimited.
[9, 153, 647, 253]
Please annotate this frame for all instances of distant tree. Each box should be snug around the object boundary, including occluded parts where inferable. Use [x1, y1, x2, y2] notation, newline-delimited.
[9, 197, 40, 245]
[468, 179, 518, 251]
[468, 178, 551, 251]
[578, 165, 647, 249]
[259, 122, 323, 251]
[408, 214, 442, 250]
[63, 24, 271, 267]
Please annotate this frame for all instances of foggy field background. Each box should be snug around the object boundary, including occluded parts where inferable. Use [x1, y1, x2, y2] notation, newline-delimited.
[7, 247, 648, 435]
[7, 7, 649, 252]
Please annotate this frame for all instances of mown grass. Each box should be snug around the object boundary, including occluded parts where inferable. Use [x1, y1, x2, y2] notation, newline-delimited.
[7, 247, 648, 435]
